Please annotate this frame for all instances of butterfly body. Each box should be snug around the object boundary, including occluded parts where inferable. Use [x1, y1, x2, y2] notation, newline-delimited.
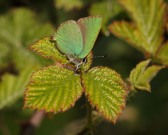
[66, 54, 84, 69]
[52, 16, 102, 69]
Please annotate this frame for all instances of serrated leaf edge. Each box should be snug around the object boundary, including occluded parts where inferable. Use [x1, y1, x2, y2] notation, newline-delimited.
[29, 36, 67, 63]
[108, 21, 149, 54]
[82, 66, 128, 123]
[23, 65, 83, 113]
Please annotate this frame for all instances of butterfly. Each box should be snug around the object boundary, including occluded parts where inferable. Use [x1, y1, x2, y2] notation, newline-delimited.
[52, 16, 102, 69]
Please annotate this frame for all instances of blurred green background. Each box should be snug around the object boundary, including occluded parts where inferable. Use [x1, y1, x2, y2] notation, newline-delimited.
[0, 0, 168, 135]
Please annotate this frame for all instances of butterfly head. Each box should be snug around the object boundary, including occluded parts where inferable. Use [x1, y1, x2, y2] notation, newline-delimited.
[66, 54, 87, 70]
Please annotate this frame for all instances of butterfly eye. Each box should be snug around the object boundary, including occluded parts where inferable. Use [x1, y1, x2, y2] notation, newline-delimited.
[50, 35, 56, 42]
[82, 58, 87, 63]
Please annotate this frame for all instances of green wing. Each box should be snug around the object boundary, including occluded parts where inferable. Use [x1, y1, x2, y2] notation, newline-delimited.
[77, 16, 102, 58]
[54, 20, 83, 56]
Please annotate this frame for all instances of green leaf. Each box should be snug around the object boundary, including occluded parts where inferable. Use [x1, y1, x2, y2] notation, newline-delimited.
[156, 42, 168, 65]
[89, 1, 123, 35]
[130, 59, 151, 86]
[0, 8, 54, 69]
[24, 66, 83, 112]
[81, 52, 93, 72]
[30, 37, 68, 63]
[129, 60, 163, 91]
[82, 67, 127, 123]
[0, 42, 10, 69]
[109, 21, 145, 52]
[0, 65, 35, 109]
[0, 8, 54, 48]
[55, 0, 85, 11]
[109, 0, 165, 54]
[0, 8, 54, 109]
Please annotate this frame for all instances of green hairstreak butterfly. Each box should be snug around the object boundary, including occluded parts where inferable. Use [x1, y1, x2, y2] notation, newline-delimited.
[52, 16, 102, 69]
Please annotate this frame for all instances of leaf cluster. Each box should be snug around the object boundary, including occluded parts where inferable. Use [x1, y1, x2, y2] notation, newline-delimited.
[0, 8, 54, 109]
[24, 37, 127, 123]
[109, 0, 168, 65]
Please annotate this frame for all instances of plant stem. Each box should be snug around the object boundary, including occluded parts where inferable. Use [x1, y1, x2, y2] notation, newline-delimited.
[20, 111, 45, 135]
[86, 100, 94, 135]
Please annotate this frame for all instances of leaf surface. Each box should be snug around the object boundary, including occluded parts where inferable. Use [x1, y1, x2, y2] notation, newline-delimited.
[0, 8, 54, 48]
[82, 67, 127, 123]
[81, 52, 93, 72]
[55, 0, 84, 11]
[89, 1, 123, 35]
[109, 22, 145, 52]
[24, 66, 83, 112]
[129, 60, 163, 91]
[157, 42, 168, 65]
[30, 37, 68, 63]
[109, 0, 165, 54]
[0, 8, 54, 109]
[0, 65, 34, 109]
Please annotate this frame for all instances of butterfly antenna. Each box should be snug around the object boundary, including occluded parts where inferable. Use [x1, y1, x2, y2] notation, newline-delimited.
[93, 55, 109, 59]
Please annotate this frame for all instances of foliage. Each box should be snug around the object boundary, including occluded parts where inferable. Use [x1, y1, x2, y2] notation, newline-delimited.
[83, 67, 126, 123]
[0, 0, 168, 135]
[0, 8, 54, 109]
[89, 1, 123, 35]
[29, 37, 68, 63]
[0, 65, 34, 109]
[109, 0, 168, 65]
[129, 60, 163, 92]
[157, 42, 168, 64]
[55, 0, 85, 11]
[24, 35, 127, 123]
[24, 66, 83, 112]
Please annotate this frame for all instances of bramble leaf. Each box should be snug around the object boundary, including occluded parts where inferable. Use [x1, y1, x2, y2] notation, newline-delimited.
[82, 67, 127, 123]
[0, 8, 54, 68]
[129, 60, 163, 91]
[0, 42, 10, 69]
[0, 8, 54, 48]
[81, 52, 93, 72]
[157, 42, 168, 65]
[24, 66, 83, 112]
[109, 0, 165, 55]
[0, 8, 54, 109]
[0, 65, 35, 109]
[30, 37, 68, 63]
[109, 21, 145, 52]
[0, 8, 54, 70]
[130, 60, 151, 86]
[89, 1, 123, 35]
[55, 0, 84, 11]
